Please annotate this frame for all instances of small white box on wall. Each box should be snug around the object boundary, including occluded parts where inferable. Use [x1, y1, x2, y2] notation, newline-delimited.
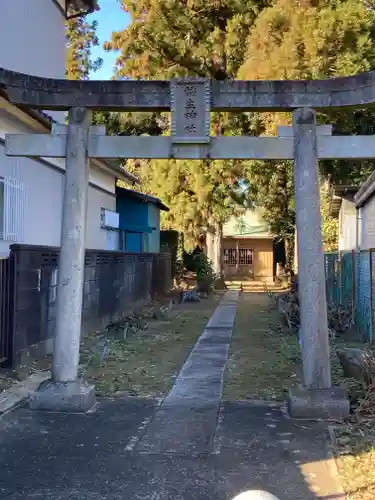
[101, 208, 119, 230]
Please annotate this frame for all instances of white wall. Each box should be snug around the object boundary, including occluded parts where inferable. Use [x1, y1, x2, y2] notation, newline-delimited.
[0, 0, 66, 123]
[86, 188, 116, 250]
[0, 141, 118, 256]
[147, 204, 161, 253]
[338, 199, 357, 251]
[0, 109, 115, 193]
[0, 0, 65, 79]
[361, 194, 375, 250]
[0, 142, 63, 256]
[0, 1, 120, 255]
[90, 165, 116, 195]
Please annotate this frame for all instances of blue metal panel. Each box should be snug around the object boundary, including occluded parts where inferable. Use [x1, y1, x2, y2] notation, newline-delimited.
[324, 251, 355, 307]
[324, 250, 374, 342]
[356, 251, 372, 341]
[116, 196, 149, 233]
[325, 252, 340, 306]
[125, 232, 142, 253]
[342, 252, 354, 307]
[116, 189, 163, 254]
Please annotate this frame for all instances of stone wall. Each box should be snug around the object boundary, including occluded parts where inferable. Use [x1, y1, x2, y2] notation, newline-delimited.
[10, 244, 172, 366]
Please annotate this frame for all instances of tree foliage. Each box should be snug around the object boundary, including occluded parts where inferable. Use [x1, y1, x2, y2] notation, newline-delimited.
[104, 0, 270, 79]
[239, 0, 375, 81]
[100, 0, 375, 263]
[320, 184, 339, 251]
[239, 0, 375, 258]
[66, 16, 102, 80]
[103, 0, 270, 269]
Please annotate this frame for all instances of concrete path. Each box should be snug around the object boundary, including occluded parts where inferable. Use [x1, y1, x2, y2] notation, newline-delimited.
[136, 290, 239, 454]
[0, 291, 345, 500]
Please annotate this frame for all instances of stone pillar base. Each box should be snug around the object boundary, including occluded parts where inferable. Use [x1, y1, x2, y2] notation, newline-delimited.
[288, 387, 349, 420]
[29, 380, 96, 413]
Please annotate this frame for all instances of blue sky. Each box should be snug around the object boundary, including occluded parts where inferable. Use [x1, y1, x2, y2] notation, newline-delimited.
[88, 0, 130, 80]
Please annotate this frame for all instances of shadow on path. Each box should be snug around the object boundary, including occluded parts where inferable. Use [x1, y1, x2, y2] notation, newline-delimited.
[0, 397, 345, 500]
[0, 291, 345, 500]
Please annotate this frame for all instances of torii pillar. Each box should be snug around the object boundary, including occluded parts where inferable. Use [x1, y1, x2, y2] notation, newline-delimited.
[287, 109, 348, 419]
[29, 108, 96, 412]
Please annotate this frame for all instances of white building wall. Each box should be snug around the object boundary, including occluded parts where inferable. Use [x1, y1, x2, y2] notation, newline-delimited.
[0, 141, 118, 257]
[0, 109, 45, 137]
[0, 107, 116, 195]
[0, 142, 63, 256]
[338, 199, 357, 251]
[0, 106, 120, 256]
[0, 0, 66, 123]
[361, 194, 375, 249]
[90, 166, 116, 195]
[0, 0, 65, 79]
[86, 188, 117, 250]
[147, 205, 161, 253]
[0, 0, 120, 256]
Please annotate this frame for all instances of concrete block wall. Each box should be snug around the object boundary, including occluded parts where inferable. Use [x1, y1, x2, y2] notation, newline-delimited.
[9, 244, 172, 366]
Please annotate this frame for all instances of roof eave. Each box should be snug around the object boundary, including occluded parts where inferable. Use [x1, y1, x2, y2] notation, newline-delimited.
[0, 93, 138, 183]
[355, 171, 375, 208]
[116, 185, 169, 211]
[157, 202, 169, 212]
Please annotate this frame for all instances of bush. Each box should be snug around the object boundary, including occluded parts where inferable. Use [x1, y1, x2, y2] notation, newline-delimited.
[174, 258, 184, 286]
[181, 249, 218, 293]
[193, 253, 216, 294]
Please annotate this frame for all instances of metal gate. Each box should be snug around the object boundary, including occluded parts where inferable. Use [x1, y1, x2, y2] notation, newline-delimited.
[0, 255, 15, 367]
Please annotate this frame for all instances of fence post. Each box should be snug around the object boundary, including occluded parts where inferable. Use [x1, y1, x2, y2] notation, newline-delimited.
[352, 249, 356, 317]
[339, 251, 343, 305]
[0, 253, 16, 368]
[370, 249, 374, 344]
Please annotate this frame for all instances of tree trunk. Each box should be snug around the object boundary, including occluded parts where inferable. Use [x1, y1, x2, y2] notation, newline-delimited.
[205, 226, 215, 264]
[213, 222, 223, 277]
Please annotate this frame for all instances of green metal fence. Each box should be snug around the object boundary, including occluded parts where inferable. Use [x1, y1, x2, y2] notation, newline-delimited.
[324, 250, 373, 341]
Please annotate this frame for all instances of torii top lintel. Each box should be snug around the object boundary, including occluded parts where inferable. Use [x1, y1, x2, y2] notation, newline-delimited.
[1, 67, 375, 112]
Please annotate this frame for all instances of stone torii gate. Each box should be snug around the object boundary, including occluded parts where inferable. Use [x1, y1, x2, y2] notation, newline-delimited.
[2, 69, 375, 417]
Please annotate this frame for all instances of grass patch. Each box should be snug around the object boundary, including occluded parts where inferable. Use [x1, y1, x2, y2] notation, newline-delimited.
[329, 335, 373, 499]
[333, 425, 375, 500]
[80, 294, 222, 397]
[223, 292, 301, 401]
[0, 358, 51, 394]
[223, 289, 375, 498]
[0, 294, 221, 398]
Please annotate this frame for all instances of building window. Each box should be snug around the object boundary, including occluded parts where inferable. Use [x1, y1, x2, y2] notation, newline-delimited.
[239, 248, 253, 265]
[0, 176, 26, 242]
[224, 248, 237, 265]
